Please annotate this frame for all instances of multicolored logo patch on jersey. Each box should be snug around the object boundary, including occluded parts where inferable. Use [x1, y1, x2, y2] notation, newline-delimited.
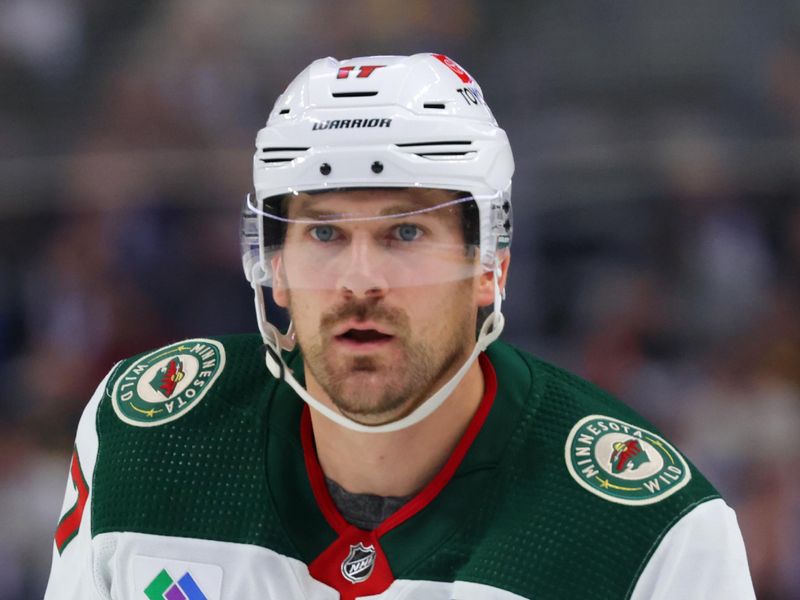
[565, 415, 691, 506]
[134, 556, 222, 600]
[145, 569, 208, 600]
[112, 339, 225, 427]
[341, 542, 376, 583]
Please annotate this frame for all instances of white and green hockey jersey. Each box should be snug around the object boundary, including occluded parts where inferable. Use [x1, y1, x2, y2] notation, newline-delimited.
[45, 335, 754, 599]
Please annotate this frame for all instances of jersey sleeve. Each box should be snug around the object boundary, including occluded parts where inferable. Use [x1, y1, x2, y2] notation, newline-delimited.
[630, 498, 755, 599]
[44, 364, 119, 600]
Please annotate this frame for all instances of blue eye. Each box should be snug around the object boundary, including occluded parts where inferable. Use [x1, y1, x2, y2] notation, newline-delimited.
[310, 225, 338, 242]
[394, 224, 422, 242]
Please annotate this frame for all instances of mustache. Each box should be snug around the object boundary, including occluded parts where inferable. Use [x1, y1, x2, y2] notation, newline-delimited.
[320, 300, 409, 332]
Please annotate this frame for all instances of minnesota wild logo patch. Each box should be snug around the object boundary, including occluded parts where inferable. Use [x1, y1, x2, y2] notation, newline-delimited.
[565, 415, 691, 506]
[112, 339, 225, 427]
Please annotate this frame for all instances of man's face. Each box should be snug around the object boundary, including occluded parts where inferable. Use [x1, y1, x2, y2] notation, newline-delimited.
[271, 188, 489, 426]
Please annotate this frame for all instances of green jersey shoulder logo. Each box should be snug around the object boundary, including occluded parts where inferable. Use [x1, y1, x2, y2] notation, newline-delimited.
[111, 339, 226, 427]
[565, 415, 691, 506]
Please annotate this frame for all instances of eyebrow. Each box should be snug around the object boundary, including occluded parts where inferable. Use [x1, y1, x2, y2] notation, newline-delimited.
[289, 200, 455, 222]
[289, 207, 348, 221]
[378, 203, 439, 217]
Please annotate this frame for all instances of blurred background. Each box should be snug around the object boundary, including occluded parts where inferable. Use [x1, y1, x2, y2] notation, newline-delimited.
[1, 0, 799, 597]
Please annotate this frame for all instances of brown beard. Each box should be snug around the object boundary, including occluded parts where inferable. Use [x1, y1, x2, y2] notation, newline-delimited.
[294, 296, 473, 424]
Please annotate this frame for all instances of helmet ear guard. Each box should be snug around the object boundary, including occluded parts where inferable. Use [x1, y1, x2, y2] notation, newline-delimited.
[242, 53, 514, 433]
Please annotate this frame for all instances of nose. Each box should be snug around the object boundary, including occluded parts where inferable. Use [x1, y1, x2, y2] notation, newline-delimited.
[335, 232, 389, 299]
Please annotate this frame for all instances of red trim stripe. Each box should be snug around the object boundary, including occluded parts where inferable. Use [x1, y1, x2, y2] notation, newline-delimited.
[376, 353, 497, 535]
[301, 352, 498, 537]
[54, 448, 90, 553]
[302, 409, 351, 534]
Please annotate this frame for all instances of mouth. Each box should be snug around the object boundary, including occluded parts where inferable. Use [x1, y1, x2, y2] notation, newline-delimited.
[332, 323, 395, 350]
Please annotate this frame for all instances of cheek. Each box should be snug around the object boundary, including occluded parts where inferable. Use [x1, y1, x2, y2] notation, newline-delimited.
[285, 290, 328, 339]
[286, 290, 310, 322]
[402, 284, 475, 336]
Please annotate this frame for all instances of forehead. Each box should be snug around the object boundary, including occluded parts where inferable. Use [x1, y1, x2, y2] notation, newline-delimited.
[285, 188, 461, 219]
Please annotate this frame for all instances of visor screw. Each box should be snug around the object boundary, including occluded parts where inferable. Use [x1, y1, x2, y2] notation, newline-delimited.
[371, 161, 384, 174]
[320, 163, 332, 175]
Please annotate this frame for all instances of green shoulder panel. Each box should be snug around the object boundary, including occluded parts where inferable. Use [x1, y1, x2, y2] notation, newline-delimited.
[406, 341, 719, 600]
[92, 334, 300, 558]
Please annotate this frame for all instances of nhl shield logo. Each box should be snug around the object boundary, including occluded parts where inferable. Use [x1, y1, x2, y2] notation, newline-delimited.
[112, 339, 225, 427]
[565, 415, 691, 506]
[340, 542, 376, 584]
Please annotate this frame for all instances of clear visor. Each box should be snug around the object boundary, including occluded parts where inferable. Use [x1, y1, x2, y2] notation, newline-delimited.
[242, 188, 483, 291]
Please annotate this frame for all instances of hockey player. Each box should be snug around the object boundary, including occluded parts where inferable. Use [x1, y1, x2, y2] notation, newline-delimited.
[45, 54, 755, 599]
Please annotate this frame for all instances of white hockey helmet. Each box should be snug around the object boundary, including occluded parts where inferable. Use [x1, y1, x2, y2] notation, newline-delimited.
[241, 53, 514, 433]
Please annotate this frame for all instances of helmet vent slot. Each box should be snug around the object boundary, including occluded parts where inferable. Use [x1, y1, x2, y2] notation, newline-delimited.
[423, 103, 446, 109]
[394, 141, 476, 161]
[415, 151, 476, 160]
[259, 147, 309, 167]
[416, 151, 473, 156]
[395, 141, 472, 147]
[279, 109, 290, 115]
[331, 91, 379, 98]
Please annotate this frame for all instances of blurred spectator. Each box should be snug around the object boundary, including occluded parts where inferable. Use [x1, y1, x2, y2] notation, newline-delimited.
[0, 0, 85, 82]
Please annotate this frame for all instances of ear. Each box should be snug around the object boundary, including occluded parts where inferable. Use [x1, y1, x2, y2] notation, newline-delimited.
[476, 251, 510, 308]
[271, 253, 290, 308]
